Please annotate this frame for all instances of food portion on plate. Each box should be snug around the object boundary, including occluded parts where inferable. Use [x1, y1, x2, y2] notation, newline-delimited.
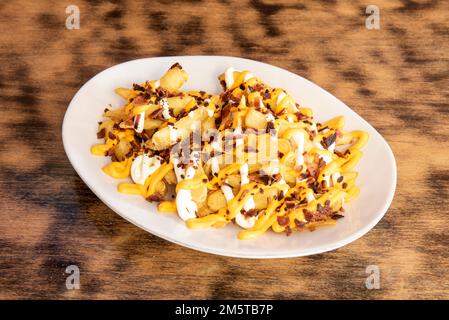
[91, 63, 368, 240]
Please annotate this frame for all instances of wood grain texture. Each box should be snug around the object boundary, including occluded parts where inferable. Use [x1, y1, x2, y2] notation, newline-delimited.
[0, 0, 448, 299]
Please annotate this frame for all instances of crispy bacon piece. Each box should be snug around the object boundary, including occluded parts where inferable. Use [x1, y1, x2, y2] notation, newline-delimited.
[277, 216, 289, 226]
[294, 219, 306, 228]
[322, 133, 337, 149]
[119, 118, 134, 129]
[245, 209, 258, 217]
[146, 193, 163, 202]
[170, 62, 182, 69]
[96, 128, 106, 139]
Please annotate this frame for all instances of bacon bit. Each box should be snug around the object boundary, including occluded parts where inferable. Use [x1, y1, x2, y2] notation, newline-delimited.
[120, 118, 134, 129]
[155, 87, 169, 98]
[108, 132, 116, 140]
[307, 165, 317, 179]
[219, 80, 227, 90]
[96, 128, 106, 139]
[285, 202, 295, 209]
[303, 209, 313, 221]
[223, 118, 233, 129]
[342, 182, 348, 189]
[253, 83, 264, 92]
[278, 190, 285, 200]
[324, 200, 331, 206]
[245, 209, 258, 217]
[262, 91, 271, 100]
[130, 140, 141, 151]
[334, 150, 345, 158]
[149, 107, 163, 118]
[277, 216, 289, 226]
[125, 149, 134, 158]
[107, 147, 115, 157]
[141, 131, 151, 141]
[305, 128, 316, 140]
[273, 173, 282, 183]
[285, 225, 292, 236]
[332, 214, 345, 220]
[294, 219, 306, 228]
[146, 193, 163, 202]
[133, 84, 145, 92]
[318, 126, 329, 132]
[168, 91, 184, 98]
[296, 112, 308, 121]
[335, 129, 343, 138]
[337, 176, 344, 183]
[277, 108, 287, 115]
[317, 158, 326, 172]
[299, 172, 309, 180]
[252, 174, 271, 185]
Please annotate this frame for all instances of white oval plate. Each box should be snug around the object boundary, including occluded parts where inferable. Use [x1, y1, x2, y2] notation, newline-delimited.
[63, 56, 396, 259]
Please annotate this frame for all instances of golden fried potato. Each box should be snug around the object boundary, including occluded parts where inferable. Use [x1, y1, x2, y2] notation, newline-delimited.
[245, 109, 267, 130]
[151, 107, 209, 150]
[168, 96, 195, 116]
[159, 64, 188, 92]
[115, 87, 133, 100]
[113, 139, 132, 161]
[163, 169, 177, 185]
[253, 187, 279, 209]
[104, 106, 129, 122]
[143, 118, 164, 130]
[207, 190, 227, 212]
[156, 180, 166, 196]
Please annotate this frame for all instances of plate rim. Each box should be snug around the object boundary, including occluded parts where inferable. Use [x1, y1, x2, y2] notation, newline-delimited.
[62, 55, 397, 259]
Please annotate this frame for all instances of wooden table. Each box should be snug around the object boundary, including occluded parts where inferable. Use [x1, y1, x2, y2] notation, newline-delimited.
[1, 0, 448, 299]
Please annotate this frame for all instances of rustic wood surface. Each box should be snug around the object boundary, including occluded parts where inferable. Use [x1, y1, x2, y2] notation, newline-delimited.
[1, 0, 448, 299]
